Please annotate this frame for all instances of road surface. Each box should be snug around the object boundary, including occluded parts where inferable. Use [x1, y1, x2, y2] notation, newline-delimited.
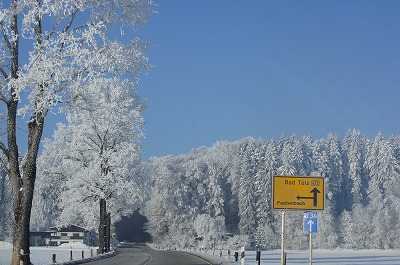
[84, 243, 213, 265]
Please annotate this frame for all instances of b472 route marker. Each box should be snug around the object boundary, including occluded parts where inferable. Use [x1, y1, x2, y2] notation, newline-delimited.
[272, 176, 325, 210]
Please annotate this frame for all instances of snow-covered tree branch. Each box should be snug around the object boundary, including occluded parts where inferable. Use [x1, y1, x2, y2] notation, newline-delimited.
[34, 77, 148, 230]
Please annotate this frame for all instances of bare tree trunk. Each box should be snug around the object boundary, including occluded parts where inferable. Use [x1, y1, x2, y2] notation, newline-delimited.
[5, 0, 46, 263]
[0, 171, 6, 240]
[11, 185, 32, 265]
[10, 118, 44, 265]
[98, 199, 106, 254]
[106, 212, 111, 252]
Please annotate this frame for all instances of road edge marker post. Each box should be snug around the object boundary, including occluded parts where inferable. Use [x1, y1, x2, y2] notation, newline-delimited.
[240, 246, 245, 265]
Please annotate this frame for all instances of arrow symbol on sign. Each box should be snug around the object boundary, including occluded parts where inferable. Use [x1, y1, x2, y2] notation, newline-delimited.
[308, 220, 314, 233]
[297, 188, 320, 206]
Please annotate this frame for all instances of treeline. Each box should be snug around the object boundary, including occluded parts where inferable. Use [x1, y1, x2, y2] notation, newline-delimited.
[142, 130, 400, 249]
[1, 129, 399, 249]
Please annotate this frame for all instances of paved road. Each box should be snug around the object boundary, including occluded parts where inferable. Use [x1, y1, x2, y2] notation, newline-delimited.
[84, 243, 213, 265]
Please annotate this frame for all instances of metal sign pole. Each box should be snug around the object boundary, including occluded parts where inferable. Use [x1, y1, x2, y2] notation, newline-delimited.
[309, 231, 312, 265]
[281, 211, 285, 265]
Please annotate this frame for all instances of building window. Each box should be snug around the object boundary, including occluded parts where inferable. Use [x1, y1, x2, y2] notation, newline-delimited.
[61, 233, 68, 237]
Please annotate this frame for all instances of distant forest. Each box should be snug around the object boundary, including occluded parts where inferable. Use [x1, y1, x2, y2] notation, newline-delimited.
[1, 129, 399, 250]
[142, 130, 400, 250]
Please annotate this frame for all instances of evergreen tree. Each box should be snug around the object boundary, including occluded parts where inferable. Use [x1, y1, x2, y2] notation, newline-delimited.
[365, 133, 400, 248]
[254, 140, 277, 248]
[342, 129, 368, 209]
[339, 205, 373, 249]
[237, 138, 257, 238]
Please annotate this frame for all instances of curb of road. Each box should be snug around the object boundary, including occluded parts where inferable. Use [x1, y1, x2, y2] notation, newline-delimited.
[146, 243, 237, 265]
[182, 251, 238, 265]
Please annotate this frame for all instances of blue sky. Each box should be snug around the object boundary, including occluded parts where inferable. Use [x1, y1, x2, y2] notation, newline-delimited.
[134, 1, 400, 159]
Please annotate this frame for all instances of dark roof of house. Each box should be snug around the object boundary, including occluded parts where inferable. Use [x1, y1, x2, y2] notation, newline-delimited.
[49, 224, 87, 232]
[30, 231, 51, 238]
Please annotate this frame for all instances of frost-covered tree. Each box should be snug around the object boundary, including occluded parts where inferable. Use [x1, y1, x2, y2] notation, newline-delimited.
[0, 1, 154, 263]
[253, 140, 277, 248]
[364, 133, 400, 248]
[310, 134, 344, 214]
[141, 132, 400, 250]
[276, 135, 303, 176]
[35, 77, 147, 229]
[309, 135, 342, 247]
[143, 146, 234, 245]
[342, 129, 368, 208]
[143, 156, 187, 242]
[237, 138, 257, 238]
[194, 214, 226, 249]
[366, 133, 400, 203]
[339, 205, 373, 249]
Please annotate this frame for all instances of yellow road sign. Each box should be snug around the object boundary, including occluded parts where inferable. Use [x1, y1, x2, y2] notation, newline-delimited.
[273, 176, 325, 210]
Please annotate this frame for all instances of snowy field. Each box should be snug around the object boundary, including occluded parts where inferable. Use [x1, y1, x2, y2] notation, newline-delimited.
[199, 249, 400, 265]
[0, 242, 102, 265]
[2, 241, 400, 265]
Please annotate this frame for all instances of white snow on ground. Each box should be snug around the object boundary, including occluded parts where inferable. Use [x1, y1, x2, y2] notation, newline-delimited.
[1, 241, 400, 265]
[0, 242, 12, 251]
[195, 249, 400, 265]
[0, 241, 116, 265]
[57, 242, 91, 249]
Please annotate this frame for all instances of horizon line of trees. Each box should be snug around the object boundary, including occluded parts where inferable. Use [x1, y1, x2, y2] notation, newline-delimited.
[1, 129, 399, 251]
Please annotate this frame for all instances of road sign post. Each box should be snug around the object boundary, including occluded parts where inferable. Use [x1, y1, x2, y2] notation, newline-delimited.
[273, 176, 324, 265]
[309, 230, 312, 265]
[281, 211, 285, 265]
[303, 211, 318, 265]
